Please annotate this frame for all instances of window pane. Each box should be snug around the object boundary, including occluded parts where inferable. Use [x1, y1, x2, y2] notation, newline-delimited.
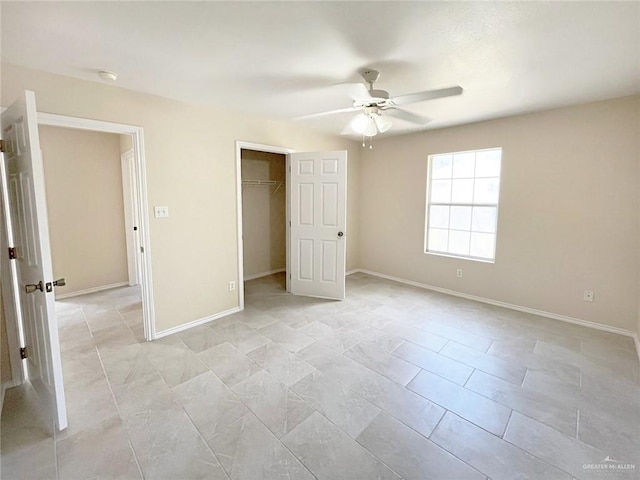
[450, 206, 472, 231]
[470, 232, 495, 259]
[426, 148, 501, 262]
[429, 205, 450, 228]
[471, 206, 497, 233]
[475, 150, 501, 177]
[453, 152, 475, 178]
[449, 230, 470, 256]
[432, 155, 453, 179]
[431, 180, 451, 203]
[473, 177, 500, 204]
[451, 179, 473, 203]
[428, 228, 449, 252]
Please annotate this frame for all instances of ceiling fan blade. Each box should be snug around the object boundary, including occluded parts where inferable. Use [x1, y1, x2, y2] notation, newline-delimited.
[385, 108, 431, 125]
[294, 106, 360, 120]
[391, 86, 463, 106]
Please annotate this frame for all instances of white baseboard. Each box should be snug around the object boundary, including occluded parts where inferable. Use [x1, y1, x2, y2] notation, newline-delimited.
[55, 282, 130, 300]
[346, 269, 360, 276]
[243, 268, 286, 282]
[154, 306, 242, 339]
[353, 268, 640, 361]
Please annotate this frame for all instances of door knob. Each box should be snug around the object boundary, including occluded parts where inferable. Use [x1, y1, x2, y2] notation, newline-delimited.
[25, 281, 44, 294]
[45, 278, 66, 293]
[338, 231, 344, 237]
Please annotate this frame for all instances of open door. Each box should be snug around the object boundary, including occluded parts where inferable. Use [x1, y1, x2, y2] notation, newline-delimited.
[1, 91, 67, 431]
[288, 150, 347, 300]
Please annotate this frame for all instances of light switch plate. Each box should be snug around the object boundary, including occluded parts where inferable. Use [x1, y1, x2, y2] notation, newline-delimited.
[154, 206, 169, 218]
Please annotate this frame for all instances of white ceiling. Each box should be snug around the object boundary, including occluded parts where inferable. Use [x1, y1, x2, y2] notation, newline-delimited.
[2, 1, 639, 138]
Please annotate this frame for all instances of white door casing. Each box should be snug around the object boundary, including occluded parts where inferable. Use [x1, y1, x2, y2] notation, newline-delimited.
[1, 91, 67, 430]
[289, 150, 347, 300]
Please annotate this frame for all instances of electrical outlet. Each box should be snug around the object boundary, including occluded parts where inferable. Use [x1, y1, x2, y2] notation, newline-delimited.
[229, 281, 236, 291]
[583, 290, 594, 302]
[154, 206, 169, 218]
[456, 269, 463, 278]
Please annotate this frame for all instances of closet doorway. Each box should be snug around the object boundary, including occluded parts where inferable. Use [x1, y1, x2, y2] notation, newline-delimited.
[235, 142, 294, 309]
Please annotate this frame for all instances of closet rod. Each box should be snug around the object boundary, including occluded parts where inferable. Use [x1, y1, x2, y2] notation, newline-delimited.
[242, 179, 284, 197]
[242, 179, 280, 185]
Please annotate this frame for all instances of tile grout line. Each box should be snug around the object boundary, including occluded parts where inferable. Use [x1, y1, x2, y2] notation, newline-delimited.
[502, 409, 515, 439]
[498, 410, 581, 480]
[463, 368, 476, 387]
[93, 339, 145, 480]
[139, 339, 230, 479]
[390, 342, 476, 386]
[215, 367, 319, 480]
[112, 299, 148, 479]
[192, 336, 319, 479]
[275, 387, 406, 480]
[457, 369, 581, 442]
[520, 368, 530, 388]
[297, 341, 517, 477]
[171, 390, 232, 480]
[55, 305, 98, 479]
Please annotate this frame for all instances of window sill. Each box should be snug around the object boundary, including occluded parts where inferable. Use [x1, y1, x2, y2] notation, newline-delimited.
[424, 251, 495, 264]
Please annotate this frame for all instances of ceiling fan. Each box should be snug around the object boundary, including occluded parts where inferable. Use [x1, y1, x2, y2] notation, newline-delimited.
[297, 69, 463, 137]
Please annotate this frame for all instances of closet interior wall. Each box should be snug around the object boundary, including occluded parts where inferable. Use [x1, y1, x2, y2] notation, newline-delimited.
[241, 149, 286, 280]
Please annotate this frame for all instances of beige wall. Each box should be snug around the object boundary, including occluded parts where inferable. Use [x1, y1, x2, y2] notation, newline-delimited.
[241, 150, 286, 278]
[120, 133, 133, 155]
[39, 126, 129, 295]
[1, 283, 11, 384]
[1, 64, 361, 332]
[359, 96, 640, 332]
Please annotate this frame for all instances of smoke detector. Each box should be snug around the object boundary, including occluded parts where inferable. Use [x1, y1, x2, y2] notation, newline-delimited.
[98, 70, 118, 81]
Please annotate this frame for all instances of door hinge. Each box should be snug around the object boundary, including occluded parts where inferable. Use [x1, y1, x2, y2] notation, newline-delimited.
[8, 247, 16, 260]
[0, 140, 5, 153]
[140, 246, 144, 253]
[20, 347, 27, 359]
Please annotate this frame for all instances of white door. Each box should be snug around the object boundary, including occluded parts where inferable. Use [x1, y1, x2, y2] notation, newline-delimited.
[121, 149, 141, 286]
[289, 150, 347, 300]
[1, 91, 67, 431]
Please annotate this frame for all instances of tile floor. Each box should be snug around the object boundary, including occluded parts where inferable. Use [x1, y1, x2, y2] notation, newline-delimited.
[2, 272, 639, 479]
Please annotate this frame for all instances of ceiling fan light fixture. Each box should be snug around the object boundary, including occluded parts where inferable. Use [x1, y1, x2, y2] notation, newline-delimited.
[374, 114, 392, 133]
[363, 117, 377, 137]
[350, 113, 370, 134]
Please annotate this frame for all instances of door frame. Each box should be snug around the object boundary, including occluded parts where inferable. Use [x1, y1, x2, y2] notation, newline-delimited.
[0, 155, 25, 386]
[36, 112, 156, 340]
[234, 141, 294, 310]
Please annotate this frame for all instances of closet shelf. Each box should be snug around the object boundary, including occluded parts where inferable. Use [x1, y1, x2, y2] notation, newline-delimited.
[242, 179, 284, 196]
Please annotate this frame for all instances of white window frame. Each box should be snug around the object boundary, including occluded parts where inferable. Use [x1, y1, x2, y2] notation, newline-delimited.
[424, 147, 502, 263]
